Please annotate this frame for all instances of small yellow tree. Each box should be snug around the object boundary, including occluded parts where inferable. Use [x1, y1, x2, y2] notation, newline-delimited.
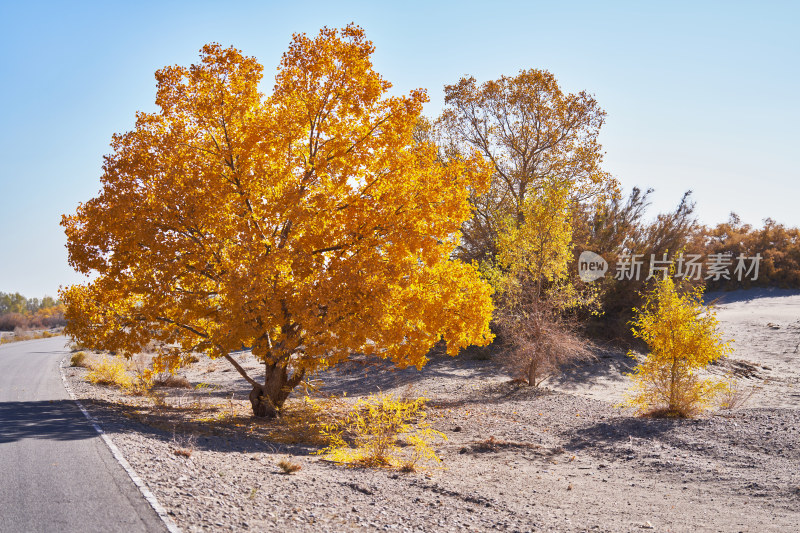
[624, 277, 732, 417]
[488, 185, 595, 386]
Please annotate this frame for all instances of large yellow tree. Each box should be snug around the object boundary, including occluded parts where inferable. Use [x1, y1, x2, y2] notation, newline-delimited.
[61, 26, 494, 417]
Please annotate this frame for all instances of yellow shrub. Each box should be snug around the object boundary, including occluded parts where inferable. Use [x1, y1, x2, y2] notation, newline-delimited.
[623, 277, 732, 417]
[316, 392, 446, 470]
[85, 355, 134, 389]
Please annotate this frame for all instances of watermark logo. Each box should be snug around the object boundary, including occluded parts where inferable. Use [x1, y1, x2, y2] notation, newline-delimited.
[578, 251, 762, 282]
[578, 251, 608, 282]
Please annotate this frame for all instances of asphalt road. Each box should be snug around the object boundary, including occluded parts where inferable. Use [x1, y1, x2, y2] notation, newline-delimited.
[0, 337, 166, 533]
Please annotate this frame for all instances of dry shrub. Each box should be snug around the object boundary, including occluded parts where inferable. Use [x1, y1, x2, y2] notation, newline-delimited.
[153, 374, 192, 389]
[277, 458, 302, 474]
[145, 388, 170, 410]
[184, 354, 201, 365]
[703, 214, 800, 290]
[496, 299, 594, 387]
[0, 310, 66, 332]
[316, 392, 446, 470]
[473, 436, 502, 452]
[572, 188, 704, 341]
[70, 351, 89, 367]
[398, 462, 417, 473]
[171, 432, 197, 458]
[11, 326, 33, 342]
[718, 374, 760, 410]
[0, 313, 27, 331]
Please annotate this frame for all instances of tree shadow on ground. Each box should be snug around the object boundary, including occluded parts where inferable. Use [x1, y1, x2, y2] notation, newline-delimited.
[705, 288, 800, 305]
[426, 380, 556, 409]
[315, 354, 503, 396]
[80, 398, 314, 456]
[196, 352, 508, 401]
[547, 347, 637, 393]
[563, 415, 698, 454]
[0, 400, 98, 443]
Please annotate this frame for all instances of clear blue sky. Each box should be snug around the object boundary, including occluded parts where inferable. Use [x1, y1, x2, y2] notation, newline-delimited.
[1, 0, 798, 297]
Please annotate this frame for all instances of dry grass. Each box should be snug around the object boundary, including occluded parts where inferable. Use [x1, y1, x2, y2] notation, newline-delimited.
[719, 375, 761, 410]
[171, 432, 197, 458]
[399, 461, 417, 473]
[469, 436, 545, 453]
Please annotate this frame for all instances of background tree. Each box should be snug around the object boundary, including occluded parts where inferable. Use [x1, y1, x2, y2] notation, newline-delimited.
[0, 292, 65, 331]
[623, 276, 731, 417]
[0, 292, 28, 315]
[439, 69, 614, 263]
[61, 26, 494, 418]
[702, 214, 800, 289]
[437, 69, 612, 382]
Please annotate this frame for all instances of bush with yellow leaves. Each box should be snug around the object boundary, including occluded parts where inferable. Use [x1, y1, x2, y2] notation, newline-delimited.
[316, 392, 445, 470]
[85, 355, 134, 389]
[623, 276, 732, 417]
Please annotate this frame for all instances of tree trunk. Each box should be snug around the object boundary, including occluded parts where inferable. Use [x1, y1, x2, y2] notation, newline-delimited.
[249, 384, 278, 418]
[527, 357, 538, 387]
[248, 362, 305, 418]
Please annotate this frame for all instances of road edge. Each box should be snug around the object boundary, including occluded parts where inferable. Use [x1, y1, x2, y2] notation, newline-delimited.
[59, 354, 182, 533]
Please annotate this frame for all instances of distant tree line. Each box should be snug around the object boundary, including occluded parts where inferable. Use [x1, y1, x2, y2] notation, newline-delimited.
[0, 292, 66, 331]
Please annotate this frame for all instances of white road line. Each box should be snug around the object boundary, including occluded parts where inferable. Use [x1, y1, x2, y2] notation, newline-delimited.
[60, 355, 182, 533]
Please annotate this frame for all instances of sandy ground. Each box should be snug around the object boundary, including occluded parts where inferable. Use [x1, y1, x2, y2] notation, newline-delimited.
[59, 289, 800, 532]
[706, 289, 800, 408]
